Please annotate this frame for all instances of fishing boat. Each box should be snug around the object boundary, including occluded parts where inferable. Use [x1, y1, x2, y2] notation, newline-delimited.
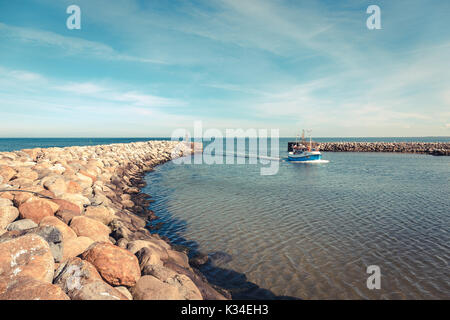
[288, 130, 327, 163]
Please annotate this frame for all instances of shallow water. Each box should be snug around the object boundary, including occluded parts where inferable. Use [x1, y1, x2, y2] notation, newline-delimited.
[144, 146, 450, 299]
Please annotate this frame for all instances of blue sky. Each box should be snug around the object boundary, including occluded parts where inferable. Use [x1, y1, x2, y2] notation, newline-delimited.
[0, 0, 449, 137]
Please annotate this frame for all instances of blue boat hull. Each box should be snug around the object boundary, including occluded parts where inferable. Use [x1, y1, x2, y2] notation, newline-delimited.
[288, 154, 322, 161]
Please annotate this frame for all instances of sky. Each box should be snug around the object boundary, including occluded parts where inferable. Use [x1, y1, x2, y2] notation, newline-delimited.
[0, 0, 449, 137]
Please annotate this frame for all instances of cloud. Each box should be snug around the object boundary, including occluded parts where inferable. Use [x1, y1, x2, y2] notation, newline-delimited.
[55, 82, 185, 108]
[0, 22, 166, 64]
[0, 66, 185, 115]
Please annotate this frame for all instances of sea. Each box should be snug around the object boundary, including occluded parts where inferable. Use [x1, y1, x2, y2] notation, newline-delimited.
[1, 137, 449, 299]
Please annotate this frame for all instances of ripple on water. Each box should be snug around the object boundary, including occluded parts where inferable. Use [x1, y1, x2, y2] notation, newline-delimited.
[145, 152, 450, 299]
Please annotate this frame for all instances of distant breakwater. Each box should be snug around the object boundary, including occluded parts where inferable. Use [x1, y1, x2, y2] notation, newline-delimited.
[0, 140, 226, 300]
[288, 142, 450, 156]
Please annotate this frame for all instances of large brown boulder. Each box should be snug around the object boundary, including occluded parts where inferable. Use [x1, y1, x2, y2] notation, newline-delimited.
[0, 165, 16, 182]
[15, 169, 39, 181]
[166, 249, 190, 269]
[43, 177, 67, 197]
[137, 265, 202, 300]
[0, 206, 19, 230]
[126, 239, 169, 260]
[0, 226, 64, 263]
[52, 199, 82, 215]
[63, 236, 94, 260]
[58, 194, 90, 212]
[130, 273, 204, 300]
[135, 247, 163, 271]
[25, 197, 60, 214]
[55, 209, 82, 224]
[84, 206, 114, 225]
[18, 200, 54, 224]
[40, 216, 77, 241]
[131, 275, 183, 300]
[69, 216, 110, 242]
[0, 234, 55, 283]
[162, 261, 229, 300]
[81, 242, 141, 287]
[53, 257, 102, 297]
[0, 276, 69, 300]
[71, 281, 128, 300]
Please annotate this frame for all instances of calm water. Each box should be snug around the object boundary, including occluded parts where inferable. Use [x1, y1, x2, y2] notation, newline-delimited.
[0, 138, 171, 152]
[144, 138, 450, 299]
[1, 137, 449, 299]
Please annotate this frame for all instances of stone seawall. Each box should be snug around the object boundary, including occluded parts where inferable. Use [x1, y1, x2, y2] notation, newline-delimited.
[0, 141, 227, 300]
[288, 142, 450, 156]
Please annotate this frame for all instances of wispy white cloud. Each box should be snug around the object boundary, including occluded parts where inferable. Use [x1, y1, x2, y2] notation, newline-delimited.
[0, 22, 166, 64]
[0, 66, 185, 114]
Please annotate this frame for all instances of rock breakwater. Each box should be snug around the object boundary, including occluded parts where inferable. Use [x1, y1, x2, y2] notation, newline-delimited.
[0, 141, 226, 300]
[288, 142, 450, 156]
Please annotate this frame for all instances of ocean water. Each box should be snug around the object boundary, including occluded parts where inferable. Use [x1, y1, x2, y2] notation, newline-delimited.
[0, 138, 171, 152]
[1, 137, 449, 299]
[144, 138, 450, 299]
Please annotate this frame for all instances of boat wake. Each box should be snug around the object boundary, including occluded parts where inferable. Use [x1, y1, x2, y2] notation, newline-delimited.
[286, 159, 330, 164]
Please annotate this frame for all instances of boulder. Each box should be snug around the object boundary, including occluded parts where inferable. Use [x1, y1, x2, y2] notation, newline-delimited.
[135, 247, 163, 271]
[21, 148, 41, 161]
[43, 177, 67, 197]
[0, 234, 55, 283]
[0, 206, 19, 230]
[130, 275, 183, 300]
[55, 209, 82, 224]
[126, 240, 169, 260]
[189, 252, 209, 268]
[0, 190, 14, 200]
[53, 257, 102, 297]
[0, 276, 69, 300]
[163, 261, 229, 300]
[6, 219, 38, 232]
[0, 226, 63, 263]
[15, 169, 39, 181]
[79, 170, 97, 183]
[116, 238, 128, 249]
[58, 194, 90, 212]
[9, 178, 34, 188]
[0, 198, 13, 207]
[70, 216, 111, 242]
[18, 200, 54, 224]
[40, 216, 77, 241]
[66, 181, 82, 194]
[0, 165, 16, 182]
[141, 264, 177, 280]
[13, 189, 39, 206]
[52, 199, 82, 215]
[166, 249, 190, 269]
[81, 242, 141, 287]
[71, 281, 128, 300]
[25, 197, 60, 214]
[62, 236, 94, 260]
[84, 205, 114, 225]
[115, 286, 133, 300]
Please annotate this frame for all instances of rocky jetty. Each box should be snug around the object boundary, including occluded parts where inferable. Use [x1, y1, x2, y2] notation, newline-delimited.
[0, 141, 227, 300]
[289, 141, 450, 156]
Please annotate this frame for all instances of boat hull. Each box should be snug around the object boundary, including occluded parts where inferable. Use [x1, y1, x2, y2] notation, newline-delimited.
[287, 151, 322, 162]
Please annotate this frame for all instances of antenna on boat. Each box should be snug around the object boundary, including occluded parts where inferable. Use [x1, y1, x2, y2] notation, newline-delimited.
[306, 129, 312, 151]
